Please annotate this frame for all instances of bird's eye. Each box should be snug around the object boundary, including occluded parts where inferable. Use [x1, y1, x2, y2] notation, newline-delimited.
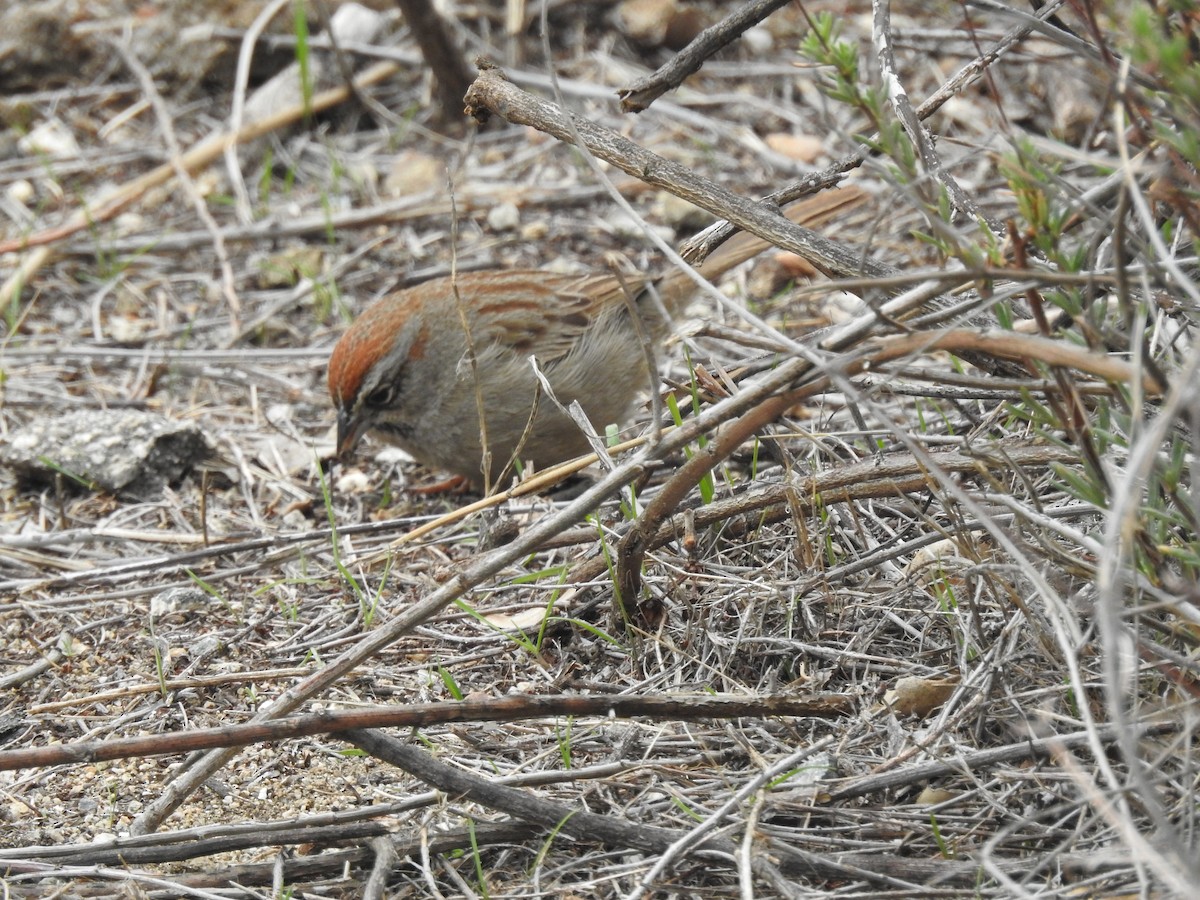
[363, 385, 396, 408]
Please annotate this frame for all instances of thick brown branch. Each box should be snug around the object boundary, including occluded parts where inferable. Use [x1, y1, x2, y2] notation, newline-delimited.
[619, 0, 794, 112]
[393, 0, 474, 125]
[0, 692, 853, 772]
[347, 727, 1017, 887]
[464, 63, 888, 281]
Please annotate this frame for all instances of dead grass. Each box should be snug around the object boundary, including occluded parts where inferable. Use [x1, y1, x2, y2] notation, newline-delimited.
[1, 0, 1198, 897]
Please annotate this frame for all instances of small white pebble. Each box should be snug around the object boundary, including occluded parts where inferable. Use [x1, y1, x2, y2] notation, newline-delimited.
[603, 210, 672, 242]
[335, 470, 373, 493]
[114, 212, 145, 236]
[743, 26, 773, 54]
[150, 586, 207, 618]
[193, 170, 220, 198]
[487, 201, 521, 232]
[107, 316, 146, 343]
[18, 119, 80, 158]
[281, 510, 310, 531]
[7, 179, 34, 204]
[266, 403, 293, 425]
[821, 290, 867, 324]
[344, 160, 378, 194]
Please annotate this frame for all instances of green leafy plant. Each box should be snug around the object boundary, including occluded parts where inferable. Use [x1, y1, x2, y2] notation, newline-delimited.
[436, 663, 464, 700]
[529, 813, 576, 875]
[316, 459, 365, 603]
[555, 717, 573, 768]
[151, 638, 169, 698]
[467, 819, 491, 899]
[36, 457, 98, 492]
[292, 0, 314, 117]
[185, 568, 226, 606]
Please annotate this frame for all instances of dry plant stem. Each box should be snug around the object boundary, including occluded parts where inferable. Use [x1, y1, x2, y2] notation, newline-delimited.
[0, 350, 322, 403]
[1091, 112, 1200, 888]
[225, 0, 292, 224]
[446, 187, 496, 493]
[364, 835, 399, 900]
[626, 734, 846, 899]
[871, 0, 996, 235]
[374, 435, 647, 555]
[973, 0, 1155, 90]
[577, 444, 1076, 587]
[821, 275, 1118, 379]
[12, 752, 755, 868]
[830, 720, 1182, 803]
[109, 38, 242, 324]
[310, 0, 382, 119]
[870, 328, 1165, 394]
[1, 822, 391, 870]
[0, 524, 342, 594]
[619, 390, 794, 604]
[618, 0, 794, 112]
[0, 693, 852, 772]
[0, 866, 261, 897]
[463, 64, 890, 282]
[60, 183, 612, 255]
[614, 323, 1159, 599]
[0, 59, 401, 307]
[0, 638, 68, 690]
[28, 668, 313, 713]
[0, 479, 598, 594]
[680, 0, 1065, 261]
[24, 755, 728, 854]
[346, 728, 997, 888]
[532, 27, 870, 375]
[1011, 226, 1110, 495]
[1041, 734, 1197, 898]
[345, 728, 799, 882]
[2, 823, 526, 882]
[610, 264, 667, 446]
[394, 0, 474, 123]
[596, 326, 1138, 599]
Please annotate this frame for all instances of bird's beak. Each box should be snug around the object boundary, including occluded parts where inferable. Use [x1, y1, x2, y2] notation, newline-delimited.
[336, 407, 369, 459]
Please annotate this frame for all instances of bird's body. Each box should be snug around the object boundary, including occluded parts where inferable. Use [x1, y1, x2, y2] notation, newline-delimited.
[328, 268, 662, 482]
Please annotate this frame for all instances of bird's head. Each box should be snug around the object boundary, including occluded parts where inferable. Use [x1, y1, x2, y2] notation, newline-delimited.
[327, 298, 429, 458]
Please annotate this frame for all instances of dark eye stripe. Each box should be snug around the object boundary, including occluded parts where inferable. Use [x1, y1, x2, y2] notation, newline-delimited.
[374, 420, 413, 440]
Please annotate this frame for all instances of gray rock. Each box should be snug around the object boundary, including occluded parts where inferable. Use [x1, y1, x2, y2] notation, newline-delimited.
[1, 409, 212, 499]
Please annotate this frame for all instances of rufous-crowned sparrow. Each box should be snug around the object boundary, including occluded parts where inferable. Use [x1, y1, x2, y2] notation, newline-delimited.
[329, 187, 862, 487]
